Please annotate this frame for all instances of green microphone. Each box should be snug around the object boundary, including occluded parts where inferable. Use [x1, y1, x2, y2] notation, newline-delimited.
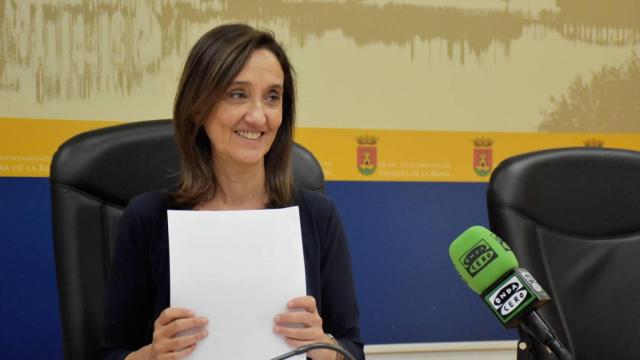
[449, 225, 549, 327]
[449, 226, 574, 360]
[449, 225, 518, 295]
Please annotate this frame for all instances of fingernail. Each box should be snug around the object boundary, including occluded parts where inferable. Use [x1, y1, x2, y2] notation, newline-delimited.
[202, 330, 209, 337]
[274, 315, 281, 322]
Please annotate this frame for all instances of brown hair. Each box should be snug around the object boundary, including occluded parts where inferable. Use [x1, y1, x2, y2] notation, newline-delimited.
[171, 23, 296, 208]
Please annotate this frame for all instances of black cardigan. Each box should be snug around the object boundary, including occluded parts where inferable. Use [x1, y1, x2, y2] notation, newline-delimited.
[100, 188, 364, 359]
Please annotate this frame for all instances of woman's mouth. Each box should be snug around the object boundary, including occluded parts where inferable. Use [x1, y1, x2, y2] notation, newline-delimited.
[235, 130, 263, 140]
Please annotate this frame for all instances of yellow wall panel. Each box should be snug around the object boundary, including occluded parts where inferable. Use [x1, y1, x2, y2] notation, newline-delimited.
[0, 118, 119, 177]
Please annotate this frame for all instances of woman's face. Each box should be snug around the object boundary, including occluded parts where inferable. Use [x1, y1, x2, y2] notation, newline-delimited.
[203, 49, 284, 170]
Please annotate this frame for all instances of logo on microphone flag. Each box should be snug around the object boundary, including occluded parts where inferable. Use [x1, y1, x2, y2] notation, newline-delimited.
[356, 135, 378, 175]
[483, 268, 549, 327]
[472, 137, 494, 177]
[460, 239, 497, 277]
[488, 276, 528, 316]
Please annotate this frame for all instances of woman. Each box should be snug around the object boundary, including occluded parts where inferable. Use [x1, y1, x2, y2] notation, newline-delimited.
[100, 24, 364, 360]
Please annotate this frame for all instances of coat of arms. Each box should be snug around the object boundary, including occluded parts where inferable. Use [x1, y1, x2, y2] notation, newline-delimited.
[473, 137, 494, 177]
[356, 135, 378, 175]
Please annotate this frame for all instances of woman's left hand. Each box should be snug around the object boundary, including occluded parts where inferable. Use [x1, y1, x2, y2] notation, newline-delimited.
[273, 296, 337, 360]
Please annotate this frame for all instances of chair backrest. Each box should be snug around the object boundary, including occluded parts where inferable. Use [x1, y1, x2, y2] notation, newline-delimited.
[50, 119, 325, 360]
[487, 147, 640, 360]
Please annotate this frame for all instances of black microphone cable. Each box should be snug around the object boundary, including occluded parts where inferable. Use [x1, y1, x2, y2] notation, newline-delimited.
[270, 342, 356, 360]
[519, 311, 574, 360]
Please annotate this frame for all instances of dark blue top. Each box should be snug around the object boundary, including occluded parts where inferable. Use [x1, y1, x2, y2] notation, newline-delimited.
[100, 189, 364, 360]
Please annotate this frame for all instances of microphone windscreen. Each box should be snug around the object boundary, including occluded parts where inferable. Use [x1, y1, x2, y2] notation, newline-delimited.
[449, 226, 518, 294]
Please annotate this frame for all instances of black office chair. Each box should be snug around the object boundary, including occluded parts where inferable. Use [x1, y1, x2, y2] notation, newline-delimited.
[50, 119, 325, 360]
[487, 147, 640, 360]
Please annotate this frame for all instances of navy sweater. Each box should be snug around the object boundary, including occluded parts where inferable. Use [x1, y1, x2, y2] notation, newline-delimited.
[100, 189, 364, 359]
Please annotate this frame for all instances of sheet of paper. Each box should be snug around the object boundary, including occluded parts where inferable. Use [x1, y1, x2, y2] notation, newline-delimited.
[168, 206, 305, 360]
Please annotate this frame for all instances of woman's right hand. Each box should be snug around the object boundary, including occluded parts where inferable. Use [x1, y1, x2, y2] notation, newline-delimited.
[128, 307, 209, 360]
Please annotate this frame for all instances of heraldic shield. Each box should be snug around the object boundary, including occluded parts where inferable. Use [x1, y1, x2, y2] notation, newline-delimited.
[473, 147, 492, 176]
[356, 135, 378, 176]
[473, 137, 494, 177]
[357, 145, 377, 175]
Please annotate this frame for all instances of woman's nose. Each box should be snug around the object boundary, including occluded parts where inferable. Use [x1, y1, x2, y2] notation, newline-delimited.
[244, 100, 267, 125]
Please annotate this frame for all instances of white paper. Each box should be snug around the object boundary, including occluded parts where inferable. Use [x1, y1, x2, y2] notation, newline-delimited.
[168, 207, 306, 360]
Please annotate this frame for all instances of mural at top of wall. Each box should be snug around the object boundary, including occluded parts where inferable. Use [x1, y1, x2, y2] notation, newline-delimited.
[1, 0, 639, 132]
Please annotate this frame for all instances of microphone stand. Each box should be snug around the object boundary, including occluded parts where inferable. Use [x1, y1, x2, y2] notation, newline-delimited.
[270, 343, 356, 360]
[518, 312, 574, 360]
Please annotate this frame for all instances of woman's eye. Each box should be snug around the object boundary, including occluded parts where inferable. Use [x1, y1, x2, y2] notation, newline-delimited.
[229, 91, 246, 100]
[266, 92, 281, 103]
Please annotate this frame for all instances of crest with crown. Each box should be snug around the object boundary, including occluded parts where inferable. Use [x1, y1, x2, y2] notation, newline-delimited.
[472, 137, 494, 177]
[356, 135, 378, 176]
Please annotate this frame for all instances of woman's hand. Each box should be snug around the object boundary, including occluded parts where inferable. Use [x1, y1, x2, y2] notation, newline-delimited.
[127, 307, 209, 360]
[273, 296, 338, 360]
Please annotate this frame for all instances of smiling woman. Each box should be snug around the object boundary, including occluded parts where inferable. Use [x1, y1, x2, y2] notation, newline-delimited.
[200, 49, 285, 209]
[171, 24, 297, 210]
[100, 23, 364, 360]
